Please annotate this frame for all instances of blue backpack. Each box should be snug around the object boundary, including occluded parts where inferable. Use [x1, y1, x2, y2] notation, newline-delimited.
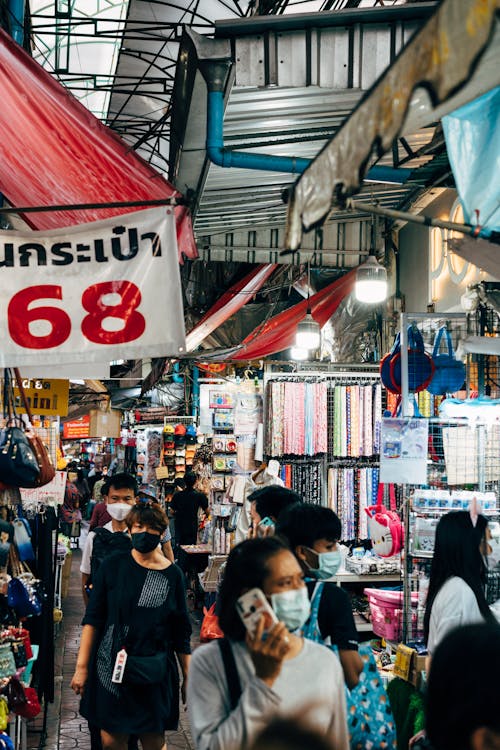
[303, 582, 397, 750]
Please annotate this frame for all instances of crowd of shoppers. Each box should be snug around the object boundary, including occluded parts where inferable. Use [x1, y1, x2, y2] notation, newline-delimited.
[64, 470, 499, 750]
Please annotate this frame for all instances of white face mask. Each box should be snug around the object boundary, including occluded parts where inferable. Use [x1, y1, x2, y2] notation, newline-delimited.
[107, 503, 132, 522]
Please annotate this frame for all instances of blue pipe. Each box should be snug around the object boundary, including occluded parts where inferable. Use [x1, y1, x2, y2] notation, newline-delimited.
[191, 366, 200, 419]
[8, 0, 25, 45]
[172, 362, 183, 384]
[207, 89, 412, 183]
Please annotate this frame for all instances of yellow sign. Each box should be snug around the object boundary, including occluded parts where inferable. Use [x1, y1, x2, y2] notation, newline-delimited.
[14, 379, 69, 417]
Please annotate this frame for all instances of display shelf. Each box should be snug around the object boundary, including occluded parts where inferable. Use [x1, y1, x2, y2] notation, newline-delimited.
[335, 572, 402, 583]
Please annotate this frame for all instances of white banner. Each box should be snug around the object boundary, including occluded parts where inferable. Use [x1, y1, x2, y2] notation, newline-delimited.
[0, 208, 185, 366]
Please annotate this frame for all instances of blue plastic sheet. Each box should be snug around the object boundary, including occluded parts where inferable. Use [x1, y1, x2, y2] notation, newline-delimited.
[443, 87, 500, 237]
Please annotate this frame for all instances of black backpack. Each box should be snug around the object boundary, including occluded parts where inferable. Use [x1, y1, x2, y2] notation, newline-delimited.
[89, 527, 132, 586]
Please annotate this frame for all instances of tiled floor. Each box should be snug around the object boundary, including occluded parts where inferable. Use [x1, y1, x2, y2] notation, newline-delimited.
[28, 525, 199, 750]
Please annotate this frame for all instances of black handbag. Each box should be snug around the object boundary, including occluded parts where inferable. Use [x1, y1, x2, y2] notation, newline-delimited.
[0, 372, 40, 489]
[124, 652, 168, 685]
[0, 426, 40, 488]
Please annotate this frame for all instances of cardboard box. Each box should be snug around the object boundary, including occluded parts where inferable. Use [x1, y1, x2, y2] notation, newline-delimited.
[394, 643, 427, 688]
[89, 409, 121, 438]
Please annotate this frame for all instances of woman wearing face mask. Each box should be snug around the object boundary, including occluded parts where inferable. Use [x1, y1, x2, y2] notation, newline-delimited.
[71, 503, 191, 750]
[188, 537, 348, 750]
[276, 504, 363, 689]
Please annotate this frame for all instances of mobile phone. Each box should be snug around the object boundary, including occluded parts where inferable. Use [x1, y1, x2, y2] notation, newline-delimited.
[257, 517, 275, 537]
[236, 587, 278, 637]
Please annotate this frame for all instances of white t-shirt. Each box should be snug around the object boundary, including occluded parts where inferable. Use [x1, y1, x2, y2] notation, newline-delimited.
[188, 638, 348, 750]
[427, 576, 485, 654]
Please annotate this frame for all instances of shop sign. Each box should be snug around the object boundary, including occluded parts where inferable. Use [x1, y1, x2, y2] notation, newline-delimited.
[13, 378, 69, 416]
[0, 208, 186, 367]
[63, 415, 90, 439]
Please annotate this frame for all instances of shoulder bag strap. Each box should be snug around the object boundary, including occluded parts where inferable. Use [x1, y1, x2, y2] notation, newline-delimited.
[432, 326, 446, 358]
[13, 370, 33, 426]
[217, 638, 242, 711]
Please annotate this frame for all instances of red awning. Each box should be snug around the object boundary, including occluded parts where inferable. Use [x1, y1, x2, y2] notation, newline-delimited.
[0, 28, 197, 262]
[186, 264, 277, 352]
[232, 268, 356, 360]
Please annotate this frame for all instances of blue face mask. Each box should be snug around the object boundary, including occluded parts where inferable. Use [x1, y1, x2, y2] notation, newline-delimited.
[307, 548, 342, 580]
[270, 586, 311, 632]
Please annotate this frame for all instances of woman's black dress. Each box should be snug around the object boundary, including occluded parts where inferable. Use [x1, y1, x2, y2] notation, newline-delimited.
[80, 552, 191, 734]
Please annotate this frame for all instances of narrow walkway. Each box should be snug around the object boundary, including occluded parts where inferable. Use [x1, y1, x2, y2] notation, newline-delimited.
[36, 529, 195, 750]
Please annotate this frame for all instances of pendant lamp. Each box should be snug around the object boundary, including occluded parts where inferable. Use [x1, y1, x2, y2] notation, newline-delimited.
[295, 263, 321, 350]
[355, 217, 387, 304]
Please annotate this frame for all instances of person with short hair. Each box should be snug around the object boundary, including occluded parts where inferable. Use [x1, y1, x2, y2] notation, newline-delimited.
[188, 537, 348, 750]
[426, 623, 500, 750]
[80, 473, 138, 605]
[169, 471, 208, 546]
[71, 503, 191, 750]
[276, 503, 363, 688]
[248, 486, 302, 537]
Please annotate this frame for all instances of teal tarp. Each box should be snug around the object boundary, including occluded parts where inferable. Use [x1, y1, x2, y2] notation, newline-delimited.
[443, 87, 500, 238]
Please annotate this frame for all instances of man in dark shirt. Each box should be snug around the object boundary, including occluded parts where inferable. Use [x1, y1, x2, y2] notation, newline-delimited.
[170, 471, 209, 545]
[276, 503, 363, 689]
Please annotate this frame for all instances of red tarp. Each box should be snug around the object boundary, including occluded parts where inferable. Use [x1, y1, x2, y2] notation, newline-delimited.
[0, 28, 197, 262]
[186, 264, 277, 352]
[232, 268, 356, 360]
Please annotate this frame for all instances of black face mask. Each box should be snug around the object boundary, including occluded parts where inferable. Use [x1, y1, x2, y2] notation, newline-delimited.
[131, 532, 159, 554]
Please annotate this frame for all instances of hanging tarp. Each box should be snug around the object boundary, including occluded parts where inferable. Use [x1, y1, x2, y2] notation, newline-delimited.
[0, 208, 186, 367]
[231, 269, 356, 361]
[443, 86, 500, 236]
[285, 0, 500, 251]
[448, 235, 500, 278]
[185, 264, 277, 352]
[0, 28, 197, 263]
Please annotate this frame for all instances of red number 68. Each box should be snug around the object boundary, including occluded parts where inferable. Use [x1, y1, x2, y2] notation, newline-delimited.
[8, 282, 145, 349]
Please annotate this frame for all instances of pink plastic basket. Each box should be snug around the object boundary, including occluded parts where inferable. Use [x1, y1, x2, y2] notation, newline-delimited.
[364, 588, 422, 641]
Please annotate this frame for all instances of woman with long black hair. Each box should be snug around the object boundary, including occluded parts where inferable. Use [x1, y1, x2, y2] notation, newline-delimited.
[424, 510, 495, 656]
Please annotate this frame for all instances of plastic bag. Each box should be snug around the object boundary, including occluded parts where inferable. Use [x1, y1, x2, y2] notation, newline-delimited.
[200, 603, 224, 642]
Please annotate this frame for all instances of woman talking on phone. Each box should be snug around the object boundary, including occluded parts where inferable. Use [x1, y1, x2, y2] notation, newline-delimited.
[188, 537, 348, 750]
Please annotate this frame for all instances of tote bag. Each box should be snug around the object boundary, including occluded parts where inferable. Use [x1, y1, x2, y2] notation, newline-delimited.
[303, 582, 397, 750]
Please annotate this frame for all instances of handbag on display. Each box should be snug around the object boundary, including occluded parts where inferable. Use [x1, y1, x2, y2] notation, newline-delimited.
[390, 326, 435, 394]
[13, 369, 56, 487]
[13, 687, 41, 719]
[0, 644, 16, 681]
[0, 371, 40, 489]
[3, 628, 33, 660]
[6, 547, 42, 619]
[1, 677, 27, 709]
[10, 640, 27, 669]
[427, 327, 466, 396]
[303, 582, 397, 750]
[0, 698, 8, 732]
[365, 484, 404, 558]
[12, 518, 35, 563]
[0, 731, 14, 750]
[380, 327, 435, 394]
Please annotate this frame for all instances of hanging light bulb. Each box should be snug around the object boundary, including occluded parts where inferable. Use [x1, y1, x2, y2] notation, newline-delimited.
[290, 346, 309, 361]
[295, 261, 321, 350]
[295, 311, 321, 349]
[355, 216, 387, 303]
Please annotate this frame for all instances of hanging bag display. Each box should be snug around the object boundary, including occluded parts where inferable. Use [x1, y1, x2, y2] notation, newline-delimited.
[0, 645, 16, 681]
[390, 326, 435, 394]
[303, 582, 397, 750]
[13, 687, 41, 719]
[6, 547, 42, 619]
[365, 484, 404, 558]
[12, 518, 35, 563]
[13, 369, 56, 487]
[0, 371, 40, 489]
[427, 327, 466, 395]
[380, 332, 402, 394]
